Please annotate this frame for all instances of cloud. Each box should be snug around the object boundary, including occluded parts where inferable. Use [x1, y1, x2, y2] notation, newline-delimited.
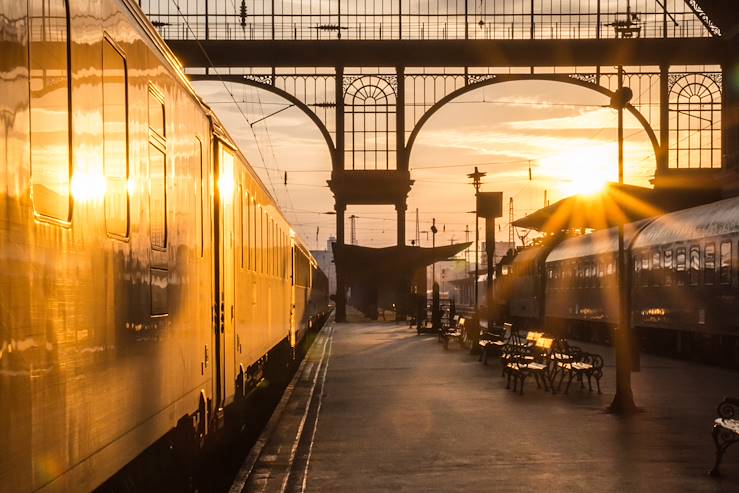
[507, 107, 645, 131]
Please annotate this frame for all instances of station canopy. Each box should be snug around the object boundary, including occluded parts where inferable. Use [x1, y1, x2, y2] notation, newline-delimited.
[333, 242, 471, 283]
[512, 183, 720, 233]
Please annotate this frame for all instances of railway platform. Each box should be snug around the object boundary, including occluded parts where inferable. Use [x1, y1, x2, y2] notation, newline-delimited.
[229, 319, 739, 493]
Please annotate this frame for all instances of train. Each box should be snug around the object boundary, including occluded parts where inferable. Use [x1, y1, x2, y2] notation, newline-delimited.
[0, 1, 330, 492]
[496, 196, 739, 366]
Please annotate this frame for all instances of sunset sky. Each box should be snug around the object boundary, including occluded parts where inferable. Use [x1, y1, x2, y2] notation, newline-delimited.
[193, 78, 657, 251]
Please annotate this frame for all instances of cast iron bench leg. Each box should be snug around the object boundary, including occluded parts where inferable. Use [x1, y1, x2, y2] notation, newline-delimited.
[710, 425, 728, 477]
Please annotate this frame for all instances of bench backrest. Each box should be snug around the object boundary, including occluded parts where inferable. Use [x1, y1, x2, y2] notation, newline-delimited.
[535, 337, 553, 351]
[526, 331, 543, 342]
[458, 317, 466, 329]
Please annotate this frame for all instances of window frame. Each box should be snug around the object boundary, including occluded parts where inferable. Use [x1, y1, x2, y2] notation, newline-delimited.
[689, 245, 700, 286]
[29, 0, 72, 224]
[720, 240, 732, 286]
[705, 242, 716, 286]
[147, 84, 167, 251]
[102, 34, 130, 239]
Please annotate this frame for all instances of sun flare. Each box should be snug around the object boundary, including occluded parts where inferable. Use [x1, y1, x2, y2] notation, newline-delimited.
[539, 146, 615, 198]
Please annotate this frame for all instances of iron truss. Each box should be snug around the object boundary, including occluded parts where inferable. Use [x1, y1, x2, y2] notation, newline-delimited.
[140, 0, 731, 321]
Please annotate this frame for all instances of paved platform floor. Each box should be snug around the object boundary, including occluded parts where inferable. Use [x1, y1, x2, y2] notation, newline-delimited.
[236, 321, 739, 493]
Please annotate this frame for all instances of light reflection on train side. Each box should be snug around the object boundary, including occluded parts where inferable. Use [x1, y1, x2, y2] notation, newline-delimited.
[71, 169, 106, 203]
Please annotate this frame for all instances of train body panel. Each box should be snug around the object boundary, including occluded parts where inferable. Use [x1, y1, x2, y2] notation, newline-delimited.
[0, 1, 329, 492]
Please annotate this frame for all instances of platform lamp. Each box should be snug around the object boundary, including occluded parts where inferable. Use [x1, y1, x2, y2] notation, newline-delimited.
[467, 167, 486, 316]
[431, 218, 438, 284]
[607, 13, 639, 414]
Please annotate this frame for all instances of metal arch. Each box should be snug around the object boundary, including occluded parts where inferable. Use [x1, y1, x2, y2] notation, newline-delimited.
[189, 74, 337, 168]
[405, 73, 661, 168]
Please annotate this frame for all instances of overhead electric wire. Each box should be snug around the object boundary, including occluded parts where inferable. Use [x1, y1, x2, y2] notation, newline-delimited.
[170, 0, 282, 205]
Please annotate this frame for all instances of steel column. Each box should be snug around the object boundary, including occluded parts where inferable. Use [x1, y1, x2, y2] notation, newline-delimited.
[335, 201, 347, 322]
[659, 65, 670, 175]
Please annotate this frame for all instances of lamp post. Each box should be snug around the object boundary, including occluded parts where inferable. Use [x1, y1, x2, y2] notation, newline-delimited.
[431, 218, 438, 284]
[467, 167, 486, 315]
[608, 10, 639, 414]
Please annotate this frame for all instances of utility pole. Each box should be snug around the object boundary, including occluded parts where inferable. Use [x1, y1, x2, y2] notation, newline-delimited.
[467, 167, 486, 316]
[508, 197, 514, 248]
[415, 208, 420, 246]
[350, 214, 357, 245]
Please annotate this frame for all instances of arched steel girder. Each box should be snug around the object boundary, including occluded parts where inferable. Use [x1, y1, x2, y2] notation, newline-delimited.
[189, 74, 338, 169]
[405, 74, 661, 170]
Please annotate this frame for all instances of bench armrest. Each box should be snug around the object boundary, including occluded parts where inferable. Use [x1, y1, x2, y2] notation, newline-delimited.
[717, 397, 739, 420]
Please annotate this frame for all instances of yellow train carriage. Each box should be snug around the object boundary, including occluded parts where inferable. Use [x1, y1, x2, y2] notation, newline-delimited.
[0, 0, 327, 492]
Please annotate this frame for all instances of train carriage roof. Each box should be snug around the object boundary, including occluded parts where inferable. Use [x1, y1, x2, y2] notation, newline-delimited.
[632, 196, 739, 249]
[546, 221, 649, 263]
[511, 245, 543, 266]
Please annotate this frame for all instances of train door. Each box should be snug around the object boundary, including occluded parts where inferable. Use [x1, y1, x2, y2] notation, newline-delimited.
[215, 139, 237, 408]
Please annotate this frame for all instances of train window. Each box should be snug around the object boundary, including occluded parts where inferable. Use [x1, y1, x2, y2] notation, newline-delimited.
[652, 251, 661, 286]
[663, 249, 673, 286]
[251, 198, 256, 271]
[689, 246, 700, 286]
[641, 256, 649, 287]
[265, 211, 268, 274]
[196, 138, 205, 257]
[633, 256, 640, 286]
[147, 85, 166, 250]
[264, 214, 268, 274]
[149, 144, 167, 249]
[29, 0, 71, 221]
[102, 37, 129, 237]
[245, 192, 250, 269]
[269, 218, 273, 276]
[720, 241, 732, 286]
[148, 86, 165, 138]
[675, 247, 686, 286]
[239, 184, 244, 269]
[259, 207, 264, 273]
[705, 243, 716, 285]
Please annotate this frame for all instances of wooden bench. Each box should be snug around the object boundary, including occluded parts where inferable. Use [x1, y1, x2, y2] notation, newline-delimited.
[504, 336, 555, 395]
[710, 397, 739, 477]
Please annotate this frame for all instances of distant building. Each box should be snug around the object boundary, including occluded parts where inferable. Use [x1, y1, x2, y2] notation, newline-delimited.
[480, 241, 515, 267]
[311, 236, 337, 296]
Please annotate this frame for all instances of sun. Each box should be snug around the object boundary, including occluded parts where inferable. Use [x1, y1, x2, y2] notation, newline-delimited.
[539, 146, 614, 197]
[565, 165, 610, 195]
